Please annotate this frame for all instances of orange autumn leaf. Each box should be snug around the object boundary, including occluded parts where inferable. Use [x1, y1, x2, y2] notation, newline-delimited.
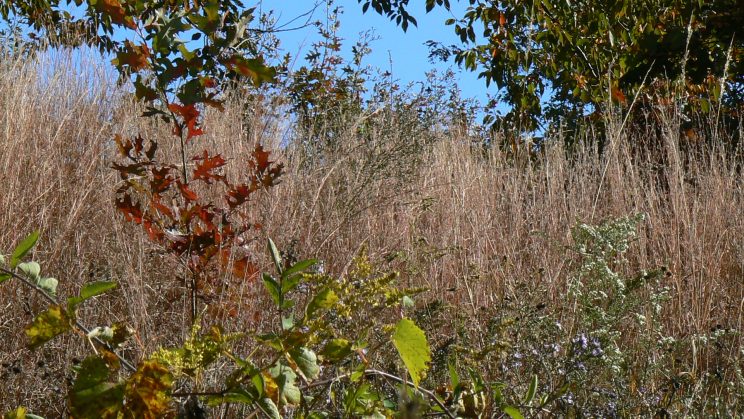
[115, 41, 151, 71]
[96, 0, 135, 29]
[168, 103, 204, 140]
[612, 87, 627, 105]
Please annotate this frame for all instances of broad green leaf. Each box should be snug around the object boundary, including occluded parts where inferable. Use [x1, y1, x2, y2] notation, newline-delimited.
[0, 272, 11, 284]
[17, 262, 40, 280]
[503, 405, 524, 419]
[402, 295, 415, 308]
[25, 305, 71, 349]
[10, 231, 39, 268]
[36, 277, 58, 296]
[523, 374, 538, 405]
[269, 363, 301, 406]
[306, 287, 338, 318]
[267, 238, 282, 274]
[69, 356, 125, 418]
[289, 347, 320, 380]
[320, 338, 353, 362]
[391, 318, 431, 387]
[262, 273, 281, 306]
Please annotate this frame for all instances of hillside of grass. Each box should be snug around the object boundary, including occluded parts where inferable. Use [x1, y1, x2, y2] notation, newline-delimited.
[0, 45, 742, 417]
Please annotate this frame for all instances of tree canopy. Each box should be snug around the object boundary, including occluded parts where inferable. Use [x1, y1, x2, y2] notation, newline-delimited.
[362, 0, 743, 132]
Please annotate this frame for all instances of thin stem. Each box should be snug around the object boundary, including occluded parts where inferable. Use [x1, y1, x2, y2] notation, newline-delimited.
[0, 267, 136, 372]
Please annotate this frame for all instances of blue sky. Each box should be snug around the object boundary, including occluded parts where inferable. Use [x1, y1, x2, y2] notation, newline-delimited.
[265, 1, 491, 107]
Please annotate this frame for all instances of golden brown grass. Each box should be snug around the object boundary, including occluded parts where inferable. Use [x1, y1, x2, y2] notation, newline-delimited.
[0, 48, 742, 414]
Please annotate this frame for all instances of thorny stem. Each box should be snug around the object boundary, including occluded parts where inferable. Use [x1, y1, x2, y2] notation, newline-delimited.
[0, 267, 137, 372]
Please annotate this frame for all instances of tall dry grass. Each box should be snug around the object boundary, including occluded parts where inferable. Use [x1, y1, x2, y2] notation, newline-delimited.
[0, 48, 742, 413]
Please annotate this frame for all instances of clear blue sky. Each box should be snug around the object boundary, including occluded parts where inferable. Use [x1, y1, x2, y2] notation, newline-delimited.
[265, 1, 491, 107]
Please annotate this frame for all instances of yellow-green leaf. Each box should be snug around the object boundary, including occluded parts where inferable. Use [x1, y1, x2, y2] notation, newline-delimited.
[306, 287, 338, 318]
[124, 359, 173, 416]
[25, 305, 71, 349]
[391, 318, 431, 387]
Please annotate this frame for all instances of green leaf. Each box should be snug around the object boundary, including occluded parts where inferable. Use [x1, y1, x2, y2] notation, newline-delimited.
[80, 280, 118, 300]
[523, 374, 538, 405]
[281, 274, 302, 295]
[281, 258, 317, 281]
[0, 273, 12, 284]
[267, 238, 282, 274]
[208, 387, 255, 405]
[269, 363, 301, 406]
[448, 360, 460, 389]
[10, 231, 39, 268]
[252, 372, 265, 397]
[25, 305, 71, 349]
[306, 287, 338, 318]
[289, 347, 320, 380]
[68, 281, 118, 311]
[17, 262, 40, 280]
[262, 273, 281, 306]
[256, 397, 281, 419]
[0, 254, 5, 266]
[69, 356, 124, 418]
[503, 405, 524, 419]
[391, 318, 431, 387]
[320, 338, 353, 362]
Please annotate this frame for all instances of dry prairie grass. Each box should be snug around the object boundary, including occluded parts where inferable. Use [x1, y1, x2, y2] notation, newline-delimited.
[0, 48, 742, 414]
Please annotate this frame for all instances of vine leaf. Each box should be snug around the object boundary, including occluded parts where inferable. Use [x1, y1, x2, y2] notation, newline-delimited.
[26, 305, 71, 349]
[391, 318, 431, 387]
